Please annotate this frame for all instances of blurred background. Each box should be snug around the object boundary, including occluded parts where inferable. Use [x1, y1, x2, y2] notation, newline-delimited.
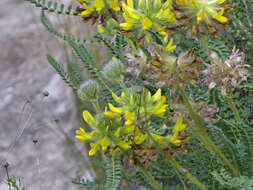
[0, 0, 96, 189]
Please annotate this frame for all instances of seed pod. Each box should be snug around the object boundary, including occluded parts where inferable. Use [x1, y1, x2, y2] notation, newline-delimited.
[78, 80, 99, 101]
[103, 59, 125, 83]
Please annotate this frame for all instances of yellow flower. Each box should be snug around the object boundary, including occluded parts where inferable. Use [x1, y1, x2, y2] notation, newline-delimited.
[111, 147, 121, 155]
[94, 0, 105, 13]
[98, 137, 111, 151]
[114, 128, 121, 137]
[212, 8, 228, 24]
[152, 88, 161, 102]
[173, 116, 187, 133]
[134, 128, 147, 145]
[89, 143, 100, 156]
[145, 91, 152, 102]
[81, 3, 95, 17]
[176, 0, 229, 24]
[75, 127, 93, 142]
[112, 92, 121, 103]
[165, 38, 176, 53]
[170, 133, 182, 146]
[120, 0, 175, 44]
[118, 141, 131, 149]
[77, 0, 120, 20]
[120, 22, 135, 30]
[152, 96, 168, 117]
[108, 0, 120, 12]
[117, 137, 132, 149]
[97, 24, 105, 33]
[124, 110, 135, 126]
[151, 133, 164, 144]
[196, 9, 205, 24]
[108, 103, 123, 113]
[124, 125, 136, 135]
[104, 111, 120, 118]
[169, 117, 188, 146]
[83, 110, 96, 126]
[141, 17, 153, 30]
[108, 88, 168, 121]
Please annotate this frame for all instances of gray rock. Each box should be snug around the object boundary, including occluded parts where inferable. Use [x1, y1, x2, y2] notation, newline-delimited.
[0, 1, 93, 189]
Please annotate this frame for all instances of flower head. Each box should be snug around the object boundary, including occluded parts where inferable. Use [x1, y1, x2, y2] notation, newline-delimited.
[202, 48, 248, 97]
[76, 89, 190, 158]
[105, 88, 168, 123]
[76, 0, 121, 24]
[103, 59, 126, 83]
[174, 0, 233, 36]
[78, 80, 99, 101]
[169, 117, 190, 146]
[75, 110, 125, 156]
[120, 0, 176, 44]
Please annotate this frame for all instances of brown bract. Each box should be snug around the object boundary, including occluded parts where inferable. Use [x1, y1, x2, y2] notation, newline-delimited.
[202, 48, 248, 97]
[172, 3, 233, 38]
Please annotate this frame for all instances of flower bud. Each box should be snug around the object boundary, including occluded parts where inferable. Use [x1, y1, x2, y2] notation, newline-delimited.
[103, 59, 125, 83]
[78, 80, 99, 101]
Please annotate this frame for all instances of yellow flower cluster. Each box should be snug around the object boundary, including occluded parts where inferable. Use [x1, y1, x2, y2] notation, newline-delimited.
[120, 0, 175, 34]
[75, 0, 232, 48]
[76, 110, 131, 156]
[119, 0, 177, 52]
[176, 0, 228, 24]
[76, 0, 120, 17]
[76, 88, 189, 157]
[151, 116, 190, 147]
[105, 88, 168, 120]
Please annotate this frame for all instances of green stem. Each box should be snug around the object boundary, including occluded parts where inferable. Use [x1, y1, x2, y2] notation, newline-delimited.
[177, 83, 239, 176]
[92, 100, 101, 115]
[127, 39, 138, 53]
[217, 132, 239, 172]
[136, 161, 163, 190]
[216, 114, 238, 141]
[168, 158, 208, 190]
[171, 160, 188, 190]
[120, 76, 127, 92]
[227, 94, 241, 123]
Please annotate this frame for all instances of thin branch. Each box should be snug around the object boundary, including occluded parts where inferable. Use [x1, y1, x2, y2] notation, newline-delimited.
[242, 0, 253, 31]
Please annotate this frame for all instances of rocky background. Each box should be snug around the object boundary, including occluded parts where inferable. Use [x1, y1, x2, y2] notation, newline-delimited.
[0, 0, 93, 189]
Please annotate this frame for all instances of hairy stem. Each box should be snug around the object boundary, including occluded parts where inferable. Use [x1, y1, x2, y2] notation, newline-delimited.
[226, 94, 241, 123]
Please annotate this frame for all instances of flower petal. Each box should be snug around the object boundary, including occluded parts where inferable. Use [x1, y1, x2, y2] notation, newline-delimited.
[83, 110, 95, 126]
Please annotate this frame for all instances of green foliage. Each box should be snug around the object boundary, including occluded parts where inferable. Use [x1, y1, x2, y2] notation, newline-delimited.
[123, 168, 153, 190]
[226, 0, 253, 62]
[72, 156, 121, 190]
[7, 176, 25, 190]
[40, 11, 86, 43]
[207, 38, 231, 61]
[41, 11, 120, 104]
[212, 169, 253, 190]
[104, 157, 122, 190]
[46, 53, 79, 90]
[28, 1, 253, 189]
[241, 66, 253, 91]
[180, 37, 210, 63]
[181, 36, 231, 63]
[94, 33, 127, 62]
[26, 0, 79, 15]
